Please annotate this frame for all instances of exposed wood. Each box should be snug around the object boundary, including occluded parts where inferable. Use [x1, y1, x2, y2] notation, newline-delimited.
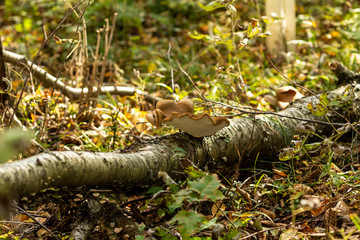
[69, 199, 102, 240]
[330, 61, 360, 85]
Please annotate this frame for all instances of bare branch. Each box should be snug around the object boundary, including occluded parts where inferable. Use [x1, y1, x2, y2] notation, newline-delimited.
[3, 50, 161, 104]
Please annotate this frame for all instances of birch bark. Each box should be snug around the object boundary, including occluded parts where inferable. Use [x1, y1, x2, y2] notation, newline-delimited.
[0, 80, 357, 197]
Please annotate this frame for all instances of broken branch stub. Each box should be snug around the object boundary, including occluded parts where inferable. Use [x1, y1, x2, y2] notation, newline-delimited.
[145, 99, 230, 137]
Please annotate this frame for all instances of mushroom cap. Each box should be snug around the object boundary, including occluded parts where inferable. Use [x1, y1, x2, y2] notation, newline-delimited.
[162, 112, 230, 137]
[145, 109, 165, 127]
[276, 86, 303, 103]
[156, 99, 194, 116]
[146, 98, 230, 137]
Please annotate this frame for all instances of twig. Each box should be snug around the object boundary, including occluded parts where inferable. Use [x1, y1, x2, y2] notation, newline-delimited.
[175, 60, 339, 127]
[3, 50, 161, 104]
[230, 6, 245, 91]
[213, 201, 236, 228]
[167, 43, 175, 94]
[0, 38, 7, 90]
[176, 60, 205, 99]
[204, 98, 346, 127]
[267, 56, 318, 98]
[119, 196, 150, 208]
[9, 0, 87, 127]
[11, 204, 59, 240]
[234, 224, 288, 240]
[267, 56, 360, 134]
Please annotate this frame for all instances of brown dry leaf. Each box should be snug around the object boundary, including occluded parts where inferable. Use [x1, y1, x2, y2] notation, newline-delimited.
[330, 163, 341, 172]
[324, 201, 351, 232]
[311, 198, 329, 217]
[261, 220, 277, 227]
[211, 200, 226, 216]
[310, 205, 325, 217]
[292, 184, 314, 195]
[260, 208, 276, 220]
[273, 168, 287, 178]
[279, 228, 298, 240]
[254, 190, 261, 202]
[236, 188, 252, 206]
[37, 228, 48, 238]
[129, 110, 148, 132]
[324, 207, 338, 231]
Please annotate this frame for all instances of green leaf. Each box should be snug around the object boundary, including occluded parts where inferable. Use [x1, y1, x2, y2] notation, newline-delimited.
[147, 186, 163, 194]
[173, 147, 187, 158]
[197, 2, 225, 12]
[14, 23, 23, 33]
[199, 217, 218, 231]
[155, 227, 178, 240]
[188, 174, 224, 202]
[185, 167, 205, 180]
[227, 4, 237, 13]
[188, 31, 209, 40]
[307, 102, 328, 116]
[155, 83, 173, 93]
[170, 210, 205, 238]
[169, 189, 200, 213]
[319, 92, 329, 105]
[23, 18, 32, 31]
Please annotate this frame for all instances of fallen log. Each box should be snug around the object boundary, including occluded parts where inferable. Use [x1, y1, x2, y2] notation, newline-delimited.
[0, 62, 358, 198]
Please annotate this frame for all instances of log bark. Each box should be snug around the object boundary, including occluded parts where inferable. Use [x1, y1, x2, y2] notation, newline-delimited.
[0, 89, 356, 197]
[0, 62, 358, 198]
[70, 199, 102, 240]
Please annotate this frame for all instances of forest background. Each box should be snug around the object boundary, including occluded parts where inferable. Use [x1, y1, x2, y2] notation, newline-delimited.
[0, 0, 360, 239]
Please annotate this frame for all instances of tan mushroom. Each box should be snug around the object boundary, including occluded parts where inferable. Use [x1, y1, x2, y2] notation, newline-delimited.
[145, 99, 194, 127]
[145, 99, 230, 137]
[264, 86, 304, 109]
[156, 99, 194, 116]
[276, 86, 303, 103]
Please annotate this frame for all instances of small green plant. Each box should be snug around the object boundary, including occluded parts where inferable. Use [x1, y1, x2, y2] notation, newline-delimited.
[149, 172, 225, 239]
[0, 128, 34, 163]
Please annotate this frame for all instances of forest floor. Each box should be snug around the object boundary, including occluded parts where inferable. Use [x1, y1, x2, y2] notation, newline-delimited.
[1, 0, 360, 239]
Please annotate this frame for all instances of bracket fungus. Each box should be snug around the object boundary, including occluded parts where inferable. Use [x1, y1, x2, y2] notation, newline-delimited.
[145, 99, 230, 138]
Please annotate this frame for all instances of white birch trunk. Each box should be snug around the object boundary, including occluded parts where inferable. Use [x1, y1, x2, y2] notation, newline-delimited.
[0, 80, 356, 198]
[266, 0, 296, 55]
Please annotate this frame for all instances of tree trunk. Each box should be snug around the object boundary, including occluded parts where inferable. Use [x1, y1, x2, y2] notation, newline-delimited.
[266, 0, 296, 55]
[0, 77, 357, 198]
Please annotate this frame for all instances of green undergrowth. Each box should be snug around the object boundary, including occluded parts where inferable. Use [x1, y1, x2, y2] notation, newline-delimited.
[1, 0, 360, 239]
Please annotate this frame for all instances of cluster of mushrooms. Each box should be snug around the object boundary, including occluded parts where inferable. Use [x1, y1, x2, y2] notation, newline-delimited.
[145, 99, 230, 138]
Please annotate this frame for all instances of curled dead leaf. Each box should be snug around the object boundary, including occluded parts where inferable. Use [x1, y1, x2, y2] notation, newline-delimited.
[292, 183, 314, 195]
